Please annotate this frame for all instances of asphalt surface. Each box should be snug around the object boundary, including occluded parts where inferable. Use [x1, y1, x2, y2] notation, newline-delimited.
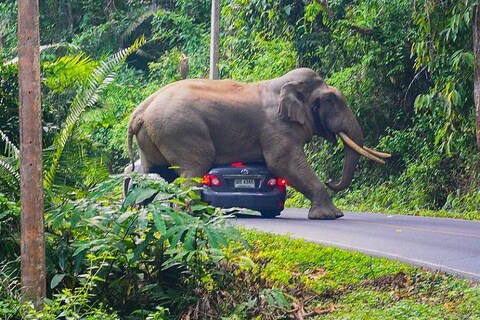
[229, 208, 480, 282]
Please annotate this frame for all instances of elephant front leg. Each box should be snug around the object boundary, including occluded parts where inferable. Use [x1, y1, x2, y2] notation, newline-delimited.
[308, 199, 344, 220]
[266, 148, 343, 220]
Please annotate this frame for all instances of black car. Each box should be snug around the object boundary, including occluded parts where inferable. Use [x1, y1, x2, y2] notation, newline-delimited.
[124, 160, 287, 217]
[201, 162, 287, 218]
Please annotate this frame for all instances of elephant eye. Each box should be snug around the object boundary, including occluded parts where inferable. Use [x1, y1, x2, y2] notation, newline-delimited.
[321, 92, 337, 106]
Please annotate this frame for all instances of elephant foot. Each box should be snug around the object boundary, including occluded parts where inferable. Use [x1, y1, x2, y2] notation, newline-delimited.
[308, 204, 344, 220]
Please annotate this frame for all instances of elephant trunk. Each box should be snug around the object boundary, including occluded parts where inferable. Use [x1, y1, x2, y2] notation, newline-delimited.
[326, 120, 364, 192]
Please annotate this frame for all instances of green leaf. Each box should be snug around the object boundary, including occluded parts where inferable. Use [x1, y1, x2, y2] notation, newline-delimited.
[136, 188, 159, 204]
[50, 273, 65, 289]
[152, 211, 166, 234]
[73, 251, 86, 274]
[72, 241, 91, 256]
[183, 228, 196, 251]
[52, 211, 66, 230]
[138, 209, 149, 231]
[214, 229, 230, 248]
[71, 207, 81, 228]
[190, 204, 210, 212]
[464, 51, 474, 67]
[169, 227, 187, 249]
[89, 179, 118, 201]
[123, 187, 158, 207]
[117, 210, 135, 223]
[131, 232, 154, 263]
[169, 211, 184, 225]
[205, 226, 220, 249]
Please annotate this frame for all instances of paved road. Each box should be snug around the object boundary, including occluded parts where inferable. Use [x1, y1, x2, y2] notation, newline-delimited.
[229, 209, 480, 282]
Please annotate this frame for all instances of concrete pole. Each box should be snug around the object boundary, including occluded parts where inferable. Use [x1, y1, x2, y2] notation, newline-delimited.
[210, 0, 220, 80]
[17, 0, 46, 310]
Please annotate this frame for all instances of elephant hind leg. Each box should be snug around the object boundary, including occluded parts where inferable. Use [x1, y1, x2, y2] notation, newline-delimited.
[157, 135, 215, 181]
[164, 155, 214, 181]
[139, 117, 215, 181]
[136, 125, 170, 173]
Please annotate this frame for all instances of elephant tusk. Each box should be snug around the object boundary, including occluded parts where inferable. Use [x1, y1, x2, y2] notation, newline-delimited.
[337, 132, 385, 165]
[363, 146, 392, 158]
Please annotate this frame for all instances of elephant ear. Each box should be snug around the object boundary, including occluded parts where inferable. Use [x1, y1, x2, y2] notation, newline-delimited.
[278, 81, 308, 125]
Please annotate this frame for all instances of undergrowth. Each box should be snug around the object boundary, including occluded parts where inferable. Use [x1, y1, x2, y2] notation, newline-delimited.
[242, 230, 480, 319]
[1, 174, 479, 318]
[0, 176, 300, 319]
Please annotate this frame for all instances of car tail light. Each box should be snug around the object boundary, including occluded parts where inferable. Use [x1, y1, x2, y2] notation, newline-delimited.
[267, 178, 277, 187]
[231, 162, 245, 167]
[267, 177, 288, 189]
[202, 174, 222, 186]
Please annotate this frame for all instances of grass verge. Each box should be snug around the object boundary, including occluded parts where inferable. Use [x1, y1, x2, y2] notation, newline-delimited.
[285, 190, 480, 221]
[242, 229, 480, 319]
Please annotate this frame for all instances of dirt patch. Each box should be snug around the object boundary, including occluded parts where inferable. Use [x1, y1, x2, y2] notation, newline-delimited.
[361, 272, 410, 291]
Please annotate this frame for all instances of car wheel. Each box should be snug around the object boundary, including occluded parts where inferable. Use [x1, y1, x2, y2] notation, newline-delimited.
[260, 210, 281, 218]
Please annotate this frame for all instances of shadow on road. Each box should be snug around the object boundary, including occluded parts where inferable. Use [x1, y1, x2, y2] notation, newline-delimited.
[223, 209, 277, 219]
[233, 212, 264, 219]
[229, 209, 306, 221]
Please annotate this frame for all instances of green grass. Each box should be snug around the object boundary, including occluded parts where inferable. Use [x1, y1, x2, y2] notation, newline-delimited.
[242, 230, 480, 319]
[337, 204, 480, 221]
[285, 189, 480, 221]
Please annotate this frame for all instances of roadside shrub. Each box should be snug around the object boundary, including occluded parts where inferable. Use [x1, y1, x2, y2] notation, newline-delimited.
[44, 174, 247, 317]
[0, 260, 21, 320]
[0, 193, 20, 261]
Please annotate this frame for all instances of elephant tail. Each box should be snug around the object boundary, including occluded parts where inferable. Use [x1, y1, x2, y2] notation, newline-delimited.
[126, 90, 159, 171]
[127, 113, 144, 171]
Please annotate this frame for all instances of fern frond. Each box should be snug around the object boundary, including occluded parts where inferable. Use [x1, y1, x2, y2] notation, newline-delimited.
[121, 10, 157, 46]
[4, 42, 81, 66]
[0, 158, 20, 182]
[133, 48, 155, 60]
[0, 129, 19, 160]
[43, 54, 96, 92]
[44, 37, 146, 189]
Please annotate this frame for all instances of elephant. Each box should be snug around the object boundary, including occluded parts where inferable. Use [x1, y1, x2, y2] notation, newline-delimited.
[127, 68, 390, 219]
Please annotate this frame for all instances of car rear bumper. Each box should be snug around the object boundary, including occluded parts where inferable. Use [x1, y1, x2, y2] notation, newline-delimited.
[202, 188, 286, 212]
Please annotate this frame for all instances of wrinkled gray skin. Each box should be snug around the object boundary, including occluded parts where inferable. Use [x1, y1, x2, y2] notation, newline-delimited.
[127, 68, 364, 219]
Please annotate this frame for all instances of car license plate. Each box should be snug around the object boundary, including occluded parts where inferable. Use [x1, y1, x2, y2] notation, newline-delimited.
[234, 179, 255, 189]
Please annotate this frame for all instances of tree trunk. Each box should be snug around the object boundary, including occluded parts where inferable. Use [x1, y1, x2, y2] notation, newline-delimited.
[474, 2, 480, 152]
[18, 0, 45, 310]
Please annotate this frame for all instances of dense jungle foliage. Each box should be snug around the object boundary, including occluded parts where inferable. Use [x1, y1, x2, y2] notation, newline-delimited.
[2, 0, 479, 216]
[1, 0, 480, 318]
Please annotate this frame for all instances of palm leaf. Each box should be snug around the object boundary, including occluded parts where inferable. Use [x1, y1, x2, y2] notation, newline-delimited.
[0, 129, 19, 160]
[43, 36, 145, 189]
[120, 10, 157, 47]
[4, 43, 80, 66]
[43, 54, 96, 92]
[0, 158, 19, 182]
[0, 129, 19, 182]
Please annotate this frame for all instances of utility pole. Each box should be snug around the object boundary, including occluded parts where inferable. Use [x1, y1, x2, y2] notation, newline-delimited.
[210, 0, 220, 80]
[18, 0, 46, 309]
[474, 1, 480, 176]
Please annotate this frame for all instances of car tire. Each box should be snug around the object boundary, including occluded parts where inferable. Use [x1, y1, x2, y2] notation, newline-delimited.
[260, 210, 281, 218]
